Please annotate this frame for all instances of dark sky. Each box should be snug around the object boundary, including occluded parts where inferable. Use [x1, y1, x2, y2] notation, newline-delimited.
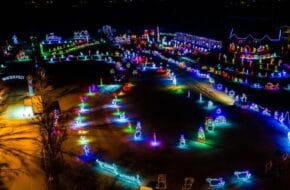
[0, 0, 289, 39]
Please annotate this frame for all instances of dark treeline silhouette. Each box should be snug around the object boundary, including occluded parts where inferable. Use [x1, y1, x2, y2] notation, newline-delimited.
[0, 0, 288, 40]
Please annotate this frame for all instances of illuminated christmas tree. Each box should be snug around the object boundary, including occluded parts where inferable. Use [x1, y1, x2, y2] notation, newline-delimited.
[197, 127, 206, 143]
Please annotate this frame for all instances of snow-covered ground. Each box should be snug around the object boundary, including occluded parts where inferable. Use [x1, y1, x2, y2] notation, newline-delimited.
[0, 88, 46, 190]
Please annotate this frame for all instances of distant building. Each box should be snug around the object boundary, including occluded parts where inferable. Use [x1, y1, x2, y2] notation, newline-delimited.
[228, 28, 282, 44]
[24, 0, 56, 8]
[224, 0, 286, 8]
[280, 25, 290, 43]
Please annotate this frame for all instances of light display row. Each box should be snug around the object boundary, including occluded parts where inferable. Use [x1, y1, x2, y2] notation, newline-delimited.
[175, 54, 289, 91]
[42, 30, 90, 44]
[213, 82, 290, 141]
[40, 40, 100, 57]
[148, 41, 290, 157]
[174, 32, 222, 50]
[96, 159, 142, 186]
[1, 75, 25, 81]
[220, 34, 289, 90]
[228, 28, 282, 43]
[206, 170, 252, 189]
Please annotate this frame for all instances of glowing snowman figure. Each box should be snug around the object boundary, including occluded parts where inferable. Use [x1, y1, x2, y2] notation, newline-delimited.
[115, 111, 128, 123]
[112, 99, 117, 108]
[134, 122, 142, 141]
[179, 134, 186, 147]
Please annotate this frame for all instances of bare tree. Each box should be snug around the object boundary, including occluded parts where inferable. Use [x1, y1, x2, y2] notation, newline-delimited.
[33, 67, 67, 189]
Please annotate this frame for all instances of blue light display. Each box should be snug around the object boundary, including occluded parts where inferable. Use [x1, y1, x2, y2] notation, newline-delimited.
[206, 177, 225, 188]
[95, 159, 142, 186]
[234, 170, 251, 181]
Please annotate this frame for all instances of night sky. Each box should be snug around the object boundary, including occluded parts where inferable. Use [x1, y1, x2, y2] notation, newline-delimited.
[0, 0, 289, 39]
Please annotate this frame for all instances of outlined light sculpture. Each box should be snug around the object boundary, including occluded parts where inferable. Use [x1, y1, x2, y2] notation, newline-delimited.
[279, 113, 285, 125]
[120, 112, 125, 120]
[205, 117, 215, 132]
[83, 144, 90, 156]
[214, 115, 227, 126]
[250, 103, 259, 112]
[179, 134, 186, 147]
[208, 100, 213, 108]
[111, 99, 119, 108]
[91, 84, 97, 92]
[117, 173, 142, 186]
[115, 111, 128, 123]
[262, 108, 271, 116]
[80, 136, 88, 145]
[74, 117, 83, 128]
[96, 159, 118, 175]
[229, 90, 235, 97]
[172, 76, 177, 85]
[187, 90, 191, 98]
[197, 127, 206, 143]
[87, 85, 94, 96]
[216, 108, 222, 115]
[95, 159, 142, 186]
[235, 95, 240, 103]
[115, 108, 121, 115]
[199, 93, 203, 103]
[124, 122, 134, 133]
[274, 111, 279, 120]
[134, 122, 142, 141]
[99, 78, 104, 87]
[206, 178, 225, 189]
[151, 132, 160, 147]
[234, 170, 251, 181]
